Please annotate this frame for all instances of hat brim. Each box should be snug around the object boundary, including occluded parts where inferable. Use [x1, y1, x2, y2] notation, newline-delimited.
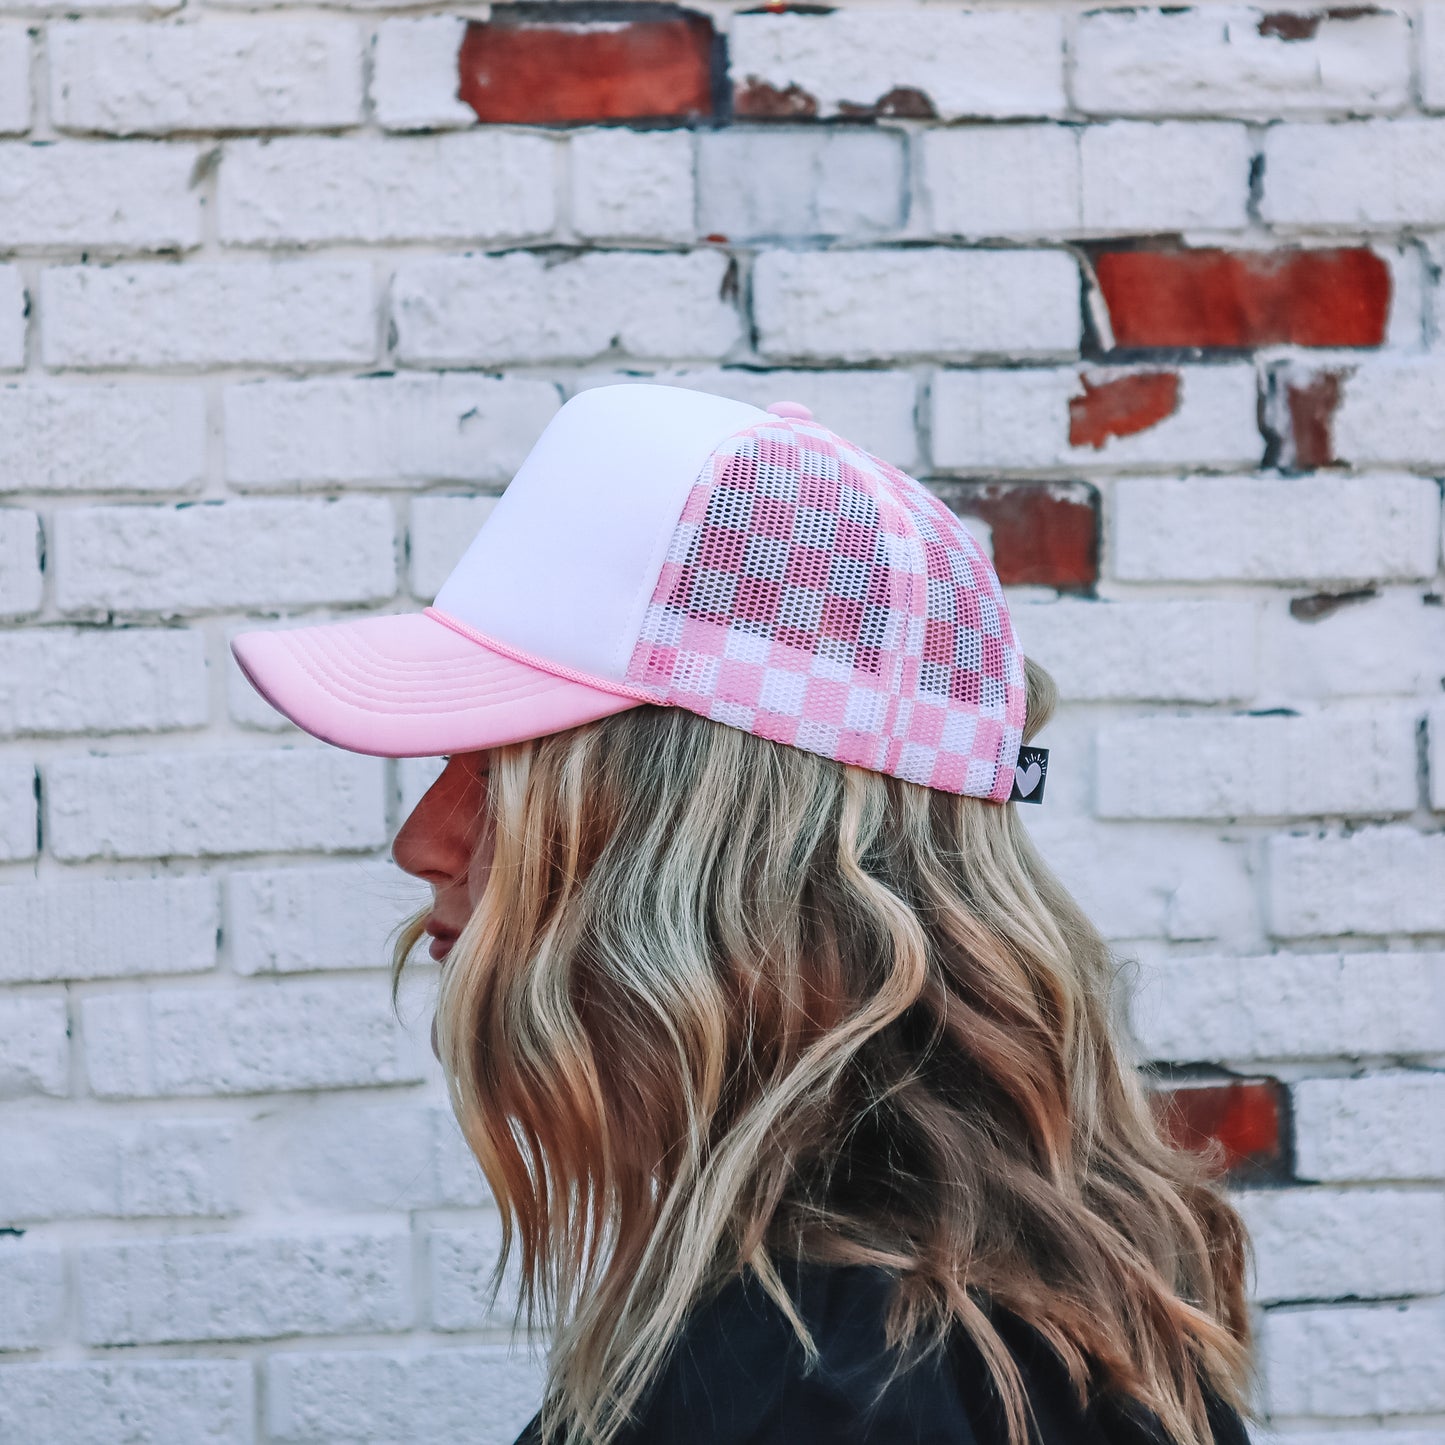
[231, 612, 643, 758]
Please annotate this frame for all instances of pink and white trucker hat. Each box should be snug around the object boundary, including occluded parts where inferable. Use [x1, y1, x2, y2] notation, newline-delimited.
[233, 384, 1029, 802]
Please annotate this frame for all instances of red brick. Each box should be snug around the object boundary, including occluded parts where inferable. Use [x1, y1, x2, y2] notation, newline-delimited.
[1152, 1077, 1288, 1182]
[1095, 248, 1390, 350]
[1284, 368, 1347, 469]
[458, 8, 715, 126]
[734, 79, 817, 119]
[942, 482, 1099, 592]
[1068, 372, 1180, 450]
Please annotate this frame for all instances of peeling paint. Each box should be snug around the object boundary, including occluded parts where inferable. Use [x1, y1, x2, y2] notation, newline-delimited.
[837, 86, 937, 120]
[1068, 372, 1180, 450]
[1285, 369, 1347, 469]
[733, 78, 819, 118]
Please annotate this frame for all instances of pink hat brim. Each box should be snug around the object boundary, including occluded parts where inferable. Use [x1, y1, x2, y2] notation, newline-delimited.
[231, 612, 642, 758]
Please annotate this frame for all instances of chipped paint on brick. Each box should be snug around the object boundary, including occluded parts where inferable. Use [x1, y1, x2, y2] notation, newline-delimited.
[457, 10, 715, 126]
[1152, 1077, 1289, 1182]
[1286, 368, 1348, 469]
[940, 481, 1099, 591]
[733, 78, 819, 118]
[1094, 247, 1391, 351]
[837, 86, 937, 120]
[1068, 371, 1181, 450]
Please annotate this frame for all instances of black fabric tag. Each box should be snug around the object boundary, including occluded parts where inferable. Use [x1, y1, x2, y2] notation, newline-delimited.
[1008, 746, 1048, 804]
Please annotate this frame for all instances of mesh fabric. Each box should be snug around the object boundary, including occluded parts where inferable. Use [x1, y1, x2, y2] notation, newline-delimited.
[625, 417, 1027, 801]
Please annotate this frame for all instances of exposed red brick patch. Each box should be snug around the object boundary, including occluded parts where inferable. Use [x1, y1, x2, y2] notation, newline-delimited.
[458, 10, 715, 126]
[943, 482, 1098, 592]
[1153, 1078, 1288, 1181]
[1094, 248, 1391, 350]
[838, 86, 938, 119]
[1259, 6, 1379, 38]
[1285, 368, 1347, 468]
[1258, 11, 1322, 38]
[1068, 371, 1180, 450]
[734, 77, 818, 118]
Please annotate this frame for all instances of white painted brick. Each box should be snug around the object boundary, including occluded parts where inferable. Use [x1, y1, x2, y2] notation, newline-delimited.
[0, 1241, 65, 1349]
[0, 265, 23, 369]
[1097, 708, 1419, 822]
[921, 124, 1078, 238]
[42, 261, 376, 371]
[921, 122, 1249, 237]
[1258, 591, 1445, 702]
[753, 249, 1078, 363]
[1131, 952, 1444, 1063]
[580, 369, 920, 472]
[0, 1362, 252, 1445]
[80, 978, 424, 1097]
[78, 1224, 410, 1344]
[572, 129, 693, 243]
[49, 19, 364, 134]
[47, 748, 386, 861]
[697, 129, 903, 240]
[225, 374, 560, 490]
[1027, 820, 1256, 945]
[1079, 122, 1251, 232]
[0, 385, 204, 494]
[54, 497, 396, 616]
[1263, 119, 1445, 227]
[429, 1215, 522, 1330]
[1262, 1434, 1445, 1445]
[1294, 1073, 1445, 1182]
[728, 10, 1065, 121]
[1262, 1298, 1445, 1416]
[254, 1099, 485, 1212]
[1235, 1188, 1445, 1303]
[0, 26, 30, 134]
[0, 628, 206, 736]
[267, 1345, 544, 1445]
[1426, 1, 1445, 111]
[932, 365, 1260, 474]
[0, 993, 68, 1098]
[226, 861, 425, 974]
[1268, 828, 1445, 937]
[1332, 357, 1445, 468]
[0, 876, 216, 983]
[393, 251, 741, 366]
[1013, 600, 1256, 703]
[1433, 699, 1445, 812]
[0, 143, 199, 250]
[0, 508, 41, 619]
[409, 495, 497, 601]
[1113, 476, 1441, 585]
[371, 17, 474, 133]
[0, 760, 36, 861]
[0, 1116, 238, 1220]
[219, 133, 555, 246]
[1074, 8, 1410, 117]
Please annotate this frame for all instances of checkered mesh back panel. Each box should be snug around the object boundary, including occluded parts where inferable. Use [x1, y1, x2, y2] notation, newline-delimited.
[625, 418, 1027, 800]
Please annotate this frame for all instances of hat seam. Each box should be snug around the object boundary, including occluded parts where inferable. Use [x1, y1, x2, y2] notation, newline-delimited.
[425, 607, 662, 705]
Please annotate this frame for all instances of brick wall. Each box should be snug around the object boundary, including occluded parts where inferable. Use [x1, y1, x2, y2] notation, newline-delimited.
[0, 3, 1442, 1442]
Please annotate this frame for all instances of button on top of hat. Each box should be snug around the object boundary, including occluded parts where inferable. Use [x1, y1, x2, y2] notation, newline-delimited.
[766, 401, 813, 421]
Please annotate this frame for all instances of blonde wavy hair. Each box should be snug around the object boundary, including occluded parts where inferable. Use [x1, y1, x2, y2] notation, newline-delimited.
[396, 658, 1251, 1445]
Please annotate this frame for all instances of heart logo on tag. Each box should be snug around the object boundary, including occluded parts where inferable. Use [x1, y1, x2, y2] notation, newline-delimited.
[1014, 760, 1042, 797]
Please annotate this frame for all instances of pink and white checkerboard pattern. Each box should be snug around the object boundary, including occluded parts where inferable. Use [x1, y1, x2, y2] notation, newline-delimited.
[625, 417, 1028, 801]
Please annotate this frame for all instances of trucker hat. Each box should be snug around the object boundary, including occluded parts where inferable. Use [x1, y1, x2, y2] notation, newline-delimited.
[232, 383, 1030, 802]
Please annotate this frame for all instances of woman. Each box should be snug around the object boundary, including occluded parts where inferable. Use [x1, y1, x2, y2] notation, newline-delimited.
[234, 385, 1251, 1445]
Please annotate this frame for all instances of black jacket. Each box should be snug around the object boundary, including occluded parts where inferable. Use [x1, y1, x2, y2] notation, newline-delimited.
[514, 1263, 1249, 1445]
